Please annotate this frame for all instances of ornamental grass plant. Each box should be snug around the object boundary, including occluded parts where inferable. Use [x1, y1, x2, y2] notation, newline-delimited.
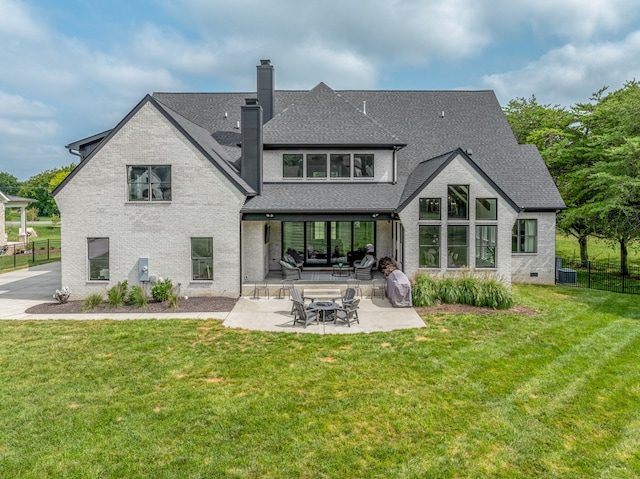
[412, 271, 514, 309]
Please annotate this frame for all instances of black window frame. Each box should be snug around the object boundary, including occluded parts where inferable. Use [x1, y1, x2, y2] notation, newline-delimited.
[127, 165, 172, 202]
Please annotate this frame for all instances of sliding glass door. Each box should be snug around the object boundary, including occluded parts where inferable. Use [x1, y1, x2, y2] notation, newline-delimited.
[282, 221, 375, 266]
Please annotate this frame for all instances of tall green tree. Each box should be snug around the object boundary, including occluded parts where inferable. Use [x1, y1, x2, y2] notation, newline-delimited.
[0, 172, 20, 196]
[18, 163, 75, 217]
[503, 95, 593, 262]
[574, 82, 640, 274]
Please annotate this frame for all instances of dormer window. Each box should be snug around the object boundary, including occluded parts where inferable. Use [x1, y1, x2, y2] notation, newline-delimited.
[306, 154, 327, 178]
[354, 154, 374, 177]
[282, 153, 375, 180]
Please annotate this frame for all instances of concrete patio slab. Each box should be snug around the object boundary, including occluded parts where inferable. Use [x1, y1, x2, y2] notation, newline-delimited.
[223, 296, 426, 334]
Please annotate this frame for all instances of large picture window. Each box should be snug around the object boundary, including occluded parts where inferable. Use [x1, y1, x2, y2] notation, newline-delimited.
[476, 225, 497, 268]
[88, 237, 109, 280]
[128, 165, 171, 201]
[512, 219, 537, 253]
[191, 237, 213, 280]
[419, 225, 440, 267]
[447, 225, 468, 268]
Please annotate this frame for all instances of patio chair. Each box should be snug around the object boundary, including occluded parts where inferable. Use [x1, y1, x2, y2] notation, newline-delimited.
[279, 260, 301, 280]
[292, 300, 320, 328]
[335, 298, 360, 327]
[341, 287, 356, 307]
[371, 278, 386, 298]
[290, 288, 312, 314]
[354, 254, 377, 280]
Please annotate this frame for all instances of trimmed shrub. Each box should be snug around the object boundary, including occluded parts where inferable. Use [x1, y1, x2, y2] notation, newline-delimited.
[151, 278, 173, 303]
[107, 280, 128, 307]
[128, 285, 148, 308]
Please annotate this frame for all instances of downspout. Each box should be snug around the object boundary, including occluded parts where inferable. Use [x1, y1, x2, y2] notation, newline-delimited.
[239, 210, 244, 297]
[392, 147, 398, 185]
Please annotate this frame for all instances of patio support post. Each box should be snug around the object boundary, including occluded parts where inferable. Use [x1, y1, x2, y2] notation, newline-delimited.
[19, 206, 28, 244]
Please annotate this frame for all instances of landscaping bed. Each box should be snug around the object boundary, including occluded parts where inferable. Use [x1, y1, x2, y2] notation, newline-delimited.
[25, 296, 237, 314]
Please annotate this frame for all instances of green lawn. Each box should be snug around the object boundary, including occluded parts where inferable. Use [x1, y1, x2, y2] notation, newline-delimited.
[4, 223, 60, 243]
[1, 285, 639, 477]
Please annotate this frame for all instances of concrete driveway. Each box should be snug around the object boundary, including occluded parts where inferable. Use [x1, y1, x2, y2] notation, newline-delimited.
[0, 262, 61, 318]
[0, 262, 427, 334]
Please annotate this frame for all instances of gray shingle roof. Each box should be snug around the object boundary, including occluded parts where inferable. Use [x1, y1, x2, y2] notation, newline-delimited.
[242, 182, 398, 213]
[151, 86, 565, 212]
[263, 82, 405, 147]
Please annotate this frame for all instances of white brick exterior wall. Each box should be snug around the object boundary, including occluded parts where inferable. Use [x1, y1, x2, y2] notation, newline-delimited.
[55, 101, 246, 299]
[398, 154, 519, 285]
[511, 211, 557, 284]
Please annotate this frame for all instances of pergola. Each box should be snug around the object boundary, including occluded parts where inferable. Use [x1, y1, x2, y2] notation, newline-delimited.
[0, 191, 35, 247]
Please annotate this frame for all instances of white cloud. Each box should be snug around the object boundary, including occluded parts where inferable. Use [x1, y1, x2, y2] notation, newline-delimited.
[0, 117, 59, 139]
[0, 0, 49, 41]
[0, 91, 55, 118]
[482, 31, 640, 106]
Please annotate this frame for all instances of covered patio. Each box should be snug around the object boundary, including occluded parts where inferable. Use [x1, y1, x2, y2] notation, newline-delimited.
[241, 267, 387, 298]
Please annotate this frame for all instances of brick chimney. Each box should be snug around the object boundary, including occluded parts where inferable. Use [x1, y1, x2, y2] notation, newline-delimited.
[240, 98, 263, 195]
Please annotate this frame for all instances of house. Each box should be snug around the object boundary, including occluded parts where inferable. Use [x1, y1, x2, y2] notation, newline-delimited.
[53, 60, 565, 298]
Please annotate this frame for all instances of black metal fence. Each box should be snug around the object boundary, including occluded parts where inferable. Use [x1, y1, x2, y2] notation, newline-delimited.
[0, 239, 61, 271]
[556, 257, 640, 295]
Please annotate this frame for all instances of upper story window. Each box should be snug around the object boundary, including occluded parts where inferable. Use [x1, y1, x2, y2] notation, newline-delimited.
[282, 153, 375, 180]
[330, 154, 350, 178]
[128, 165, 171, 201]
[476, 198, 497, 220]
[419, 198, 441, 220]
[283, 154, 303, 178]
[354, 154, 374, 177]
[306, 154, 327, 178]
[447, 185, 468, 219]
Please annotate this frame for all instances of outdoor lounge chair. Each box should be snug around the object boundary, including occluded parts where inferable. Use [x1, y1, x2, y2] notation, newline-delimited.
[279, 260, 301, 280]
[292, 300, 320, 328]
[335, 298, 360, 327]
[354, 254, 377, 280]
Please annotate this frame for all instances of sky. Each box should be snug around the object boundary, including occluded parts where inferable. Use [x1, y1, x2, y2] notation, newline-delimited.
[2, 0, 640, 181]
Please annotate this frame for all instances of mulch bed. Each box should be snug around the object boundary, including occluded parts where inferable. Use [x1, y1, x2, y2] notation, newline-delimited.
[25, 296, 237, 315]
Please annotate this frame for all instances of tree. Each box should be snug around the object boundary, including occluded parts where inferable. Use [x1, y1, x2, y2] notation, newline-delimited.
[565, 81, 640, 274]
[17, 163, 75, 217]
[0, 171, 20, 196]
